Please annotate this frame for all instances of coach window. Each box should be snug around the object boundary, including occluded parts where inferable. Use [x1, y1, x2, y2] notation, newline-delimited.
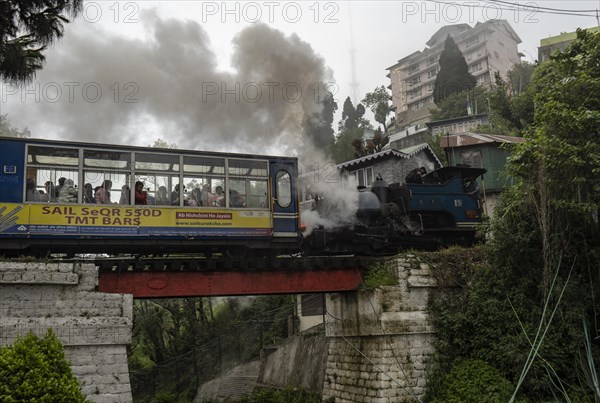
[134, 174, 176, 206]
[228, 159, 268, 208]
[276, 171, 291, 208]
[26, 146, 79, 203]
[135, 153, 180, 206]
[83, 149, 131, 204]
[183, 156, 225, 207]
[84, 172, 129, 204]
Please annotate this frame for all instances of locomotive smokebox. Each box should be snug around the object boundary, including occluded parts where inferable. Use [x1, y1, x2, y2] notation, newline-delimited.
[357, 191, 382, 219]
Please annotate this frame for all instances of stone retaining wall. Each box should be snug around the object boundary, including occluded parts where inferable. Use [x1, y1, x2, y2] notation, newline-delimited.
[0, 261, 133, 403]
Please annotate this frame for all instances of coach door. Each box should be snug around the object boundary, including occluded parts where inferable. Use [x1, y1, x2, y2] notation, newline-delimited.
[269, 161, 298, 237]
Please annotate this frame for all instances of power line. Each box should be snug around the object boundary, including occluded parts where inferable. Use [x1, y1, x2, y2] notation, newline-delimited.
[424, 0, 599, 18]
[486, 0, 598, 13]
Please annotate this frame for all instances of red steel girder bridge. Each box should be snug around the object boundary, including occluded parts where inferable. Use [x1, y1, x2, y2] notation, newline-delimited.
[97, 256, 378, 298]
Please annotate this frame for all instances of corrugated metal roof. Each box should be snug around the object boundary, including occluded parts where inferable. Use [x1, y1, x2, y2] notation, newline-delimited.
[337, 143, 442, 169]
[440, 132, 526, 148]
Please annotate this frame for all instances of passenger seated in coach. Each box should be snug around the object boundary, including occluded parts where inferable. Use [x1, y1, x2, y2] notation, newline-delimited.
[229, 190, 246, 208]
[119, 185, 130, 205]
[209, 186, 225, 207]
[155, 186, 169, 206]
[171, 184, 183, 206]
[95, 180, 112, 204]
[187, 187, 202, 207]
[83, 183, 95, 204]
[134, 181, 148, 205]
[200, 184, 212, 207]
[26, 178, 43, 202]
[44, 181, 56, 202]
[57, 179, 78, 203]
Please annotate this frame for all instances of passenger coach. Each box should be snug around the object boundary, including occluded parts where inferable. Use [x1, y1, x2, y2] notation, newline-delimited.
[0, 137, 301, 257]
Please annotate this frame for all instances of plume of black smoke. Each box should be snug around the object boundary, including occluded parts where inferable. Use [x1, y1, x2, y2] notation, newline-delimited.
[2, 10, 334, 155]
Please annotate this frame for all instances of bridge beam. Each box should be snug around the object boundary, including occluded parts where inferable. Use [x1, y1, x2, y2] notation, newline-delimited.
[98, 268, 366, 298]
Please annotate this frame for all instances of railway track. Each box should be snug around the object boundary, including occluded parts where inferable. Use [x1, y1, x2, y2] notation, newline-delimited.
[92, 255, 382, 272]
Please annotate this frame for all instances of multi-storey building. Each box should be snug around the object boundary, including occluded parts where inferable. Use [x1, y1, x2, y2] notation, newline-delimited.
[538, 25, 600, 62]
[387, 20, 521, 130]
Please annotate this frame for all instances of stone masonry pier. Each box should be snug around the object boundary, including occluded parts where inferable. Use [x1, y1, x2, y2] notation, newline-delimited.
[0, 261, 133, 403]
[322, 255, 437, 402]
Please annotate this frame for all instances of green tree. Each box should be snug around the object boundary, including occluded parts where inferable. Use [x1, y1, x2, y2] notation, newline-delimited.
[485, 68, 535, 134]
[329, 97, 368, 162]
[0, 329, 87, 402]
[362, 85, 394, 133]
[0, 114, 31, 137]
[428, 30, 600, 401]
[430, 86, 489, 120]
[433, 36, 476, 105]
[303, 90, 337, 149]
[337, 96, 366, 132]
[149, 138, 177, 149]
[507, 61, 535, 96]
[508, 28, 600, 294]
[329, 127, 363, 163]
[0, 0, 83, 83]
[130, 296, 295, 402]
[351, 128, 389, 158]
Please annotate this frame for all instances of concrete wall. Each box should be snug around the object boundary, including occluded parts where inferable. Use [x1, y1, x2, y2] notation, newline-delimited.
[322, 255, 437, 402]
[194, 360, 260, 402]
[0, 261, 133, 403]
[259, 325, 328, 394]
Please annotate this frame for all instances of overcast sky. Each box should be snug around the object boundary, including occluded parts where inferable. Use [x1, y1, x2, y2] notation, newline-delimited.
[1, 0, 598, 156]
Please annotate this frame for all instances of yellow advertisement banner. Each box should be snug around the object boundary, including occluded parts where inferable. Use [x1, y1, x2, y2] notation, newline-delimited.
[0, 203, 272, 237]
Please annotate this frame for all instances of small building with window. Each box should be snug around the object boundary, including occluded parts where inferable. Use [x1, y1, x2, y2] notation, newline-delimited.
[427, 113, 489, 137]
[441, 132, 525, 216]
[337, 143, 442, 187]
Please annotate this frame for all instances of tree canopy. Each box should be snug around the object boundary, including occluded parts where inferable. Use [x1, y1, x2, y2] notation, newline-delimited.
[430, 86, 489, 121]
[0, 114, 31, 138]
[328, 97, 368, 163]
[149, 138, 177, 149]
[351, 128, 389, 159]
[361, 85, 394, 134]
[338, 96, 366, 132]
[508, 28, 600, 292]
[0, 0, 82, 83]
[303, 90, 337, 148]
[433, 36, 476, 105]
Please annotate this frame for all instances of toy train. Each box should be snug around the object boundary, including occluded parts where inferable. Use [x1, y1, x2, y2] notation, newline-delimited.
[0, 137, 484, 257]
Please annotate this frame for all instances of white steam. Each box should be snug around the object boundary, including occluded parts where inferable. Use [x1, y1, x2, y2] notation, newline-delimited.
[298, 148, 359, 236]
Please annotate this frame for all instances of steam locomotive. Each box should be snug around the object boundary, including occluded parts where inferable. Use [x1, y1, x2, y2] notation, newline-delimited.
[302, 166, 486, 255]
[0, 137, 484, 257]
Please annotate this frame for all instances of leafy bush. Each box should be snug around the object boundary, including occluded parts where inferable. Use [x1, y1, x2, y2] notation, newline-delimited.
[0, 329, 87, 402]
[362, 261, 397, 288]
[430, 359, 514, 403]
